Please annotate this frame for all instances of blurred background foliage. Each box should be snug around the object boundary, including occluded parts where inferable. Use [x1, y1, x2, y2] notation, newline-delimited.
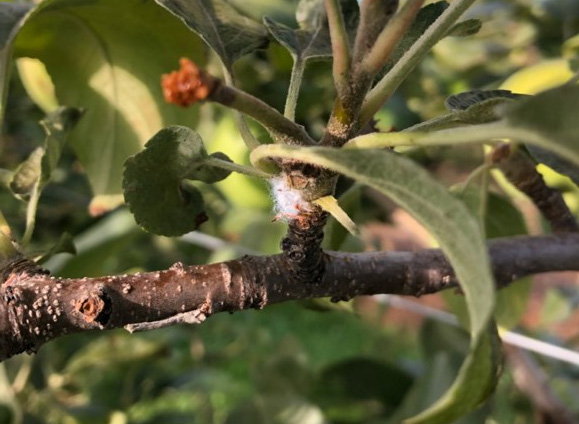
[0, 0, 579, 423]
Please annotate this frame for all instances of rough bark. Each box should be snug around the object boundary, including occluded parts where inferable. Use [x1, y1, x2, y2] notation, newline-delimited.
[1, 233, 578, 362]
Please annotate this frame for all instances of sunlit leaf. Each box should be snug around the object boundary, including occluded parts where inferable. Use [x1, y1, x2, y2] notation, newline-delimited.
[251, 144, 500, 424]
[16, 57, 58, 113]
[500, 59, 574, 95]
[526, 146, 579, 187]
[123, 126, 231, 237]
[12, 0, 206, 212]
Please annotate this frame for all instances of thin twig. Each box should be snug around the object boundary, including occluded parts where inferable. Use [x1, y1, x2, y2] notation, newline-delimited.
[360, 0, 424, 76]
[204, 156, 272, 179]
[222, 68, 262, 151]
[360, 0, 478, 126]
[377, 295, 579, 367]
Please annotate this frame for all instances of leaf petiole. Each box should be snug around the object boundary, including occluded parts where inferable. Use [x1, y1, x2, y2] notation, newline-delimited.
[283, 58, 305, 121]
[204, 156, 272, 179]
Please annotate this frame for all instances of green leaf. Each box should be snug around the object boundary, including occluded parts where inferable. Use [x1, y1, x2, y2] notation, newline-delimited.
[405, 90, 528, 132]
[445, 89, 526, 112]
[264, 0, 359, 63]
[450, 189, 531, 329]
[12, 0, 206, 212]
[9, 107, 82, 245]
[350, 85, 579, 169]
[9, 107, 83, 198]
[446, 18, 482, 37]
[9, 147, 43, 200]
[40, 107, 84, 186]
[388, 320, 498, 424]
[0, 2, 31, 128]
[501, 84, 579, 166]
[526, 145, 579, 187]
[123, 126, 231, 237]
[155, 0, 268, 69]
[251, 144, 499, 424]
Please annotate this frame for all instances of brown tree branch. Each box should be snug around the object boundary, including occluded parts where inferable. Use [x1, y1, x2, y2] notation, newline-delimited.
[162, 58, 315, 146]
[492, 144, 579, 233]
[1, 233, 578, 362]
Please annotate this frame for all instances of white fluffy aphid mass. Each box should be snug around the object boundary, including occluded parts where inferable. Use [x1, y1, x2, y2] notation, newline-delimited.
[269, 176, 312, 220]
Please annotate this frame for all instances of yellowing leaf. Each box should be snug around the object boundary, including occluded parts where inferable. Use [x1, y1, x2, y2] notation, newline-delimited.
[500, 59, 574, 95]
[313, 195, 359, 236]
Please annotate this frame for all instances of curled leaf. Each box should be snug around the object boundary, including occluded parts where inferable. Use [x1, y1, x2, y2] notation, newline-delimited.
[9, 106, 84, 200]
[9, 147, 43, 200]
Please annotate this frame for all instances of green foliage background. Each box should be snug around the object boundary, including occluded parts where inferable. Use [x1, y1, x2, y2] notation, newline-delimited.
[0, 0, 578, 423]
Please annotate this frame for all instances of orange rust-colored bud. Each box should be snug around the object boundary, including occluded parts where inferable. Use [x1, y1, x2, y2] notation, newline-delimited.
[161, 58, 217, 107]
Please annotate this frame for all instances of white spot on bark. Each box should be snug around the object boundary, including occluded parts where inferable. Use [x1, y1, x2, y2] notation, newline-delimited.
[221, 264, 232, 294]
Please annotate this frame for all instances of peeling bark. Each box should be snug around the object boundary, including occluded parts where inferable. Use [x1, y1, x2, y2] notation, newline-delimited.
[1, 234, 578, 362]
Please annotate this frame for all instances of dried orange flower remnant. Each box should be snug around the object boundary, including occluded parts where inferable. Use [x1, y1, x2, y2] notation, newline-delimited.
[162, 58, 216, 107]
